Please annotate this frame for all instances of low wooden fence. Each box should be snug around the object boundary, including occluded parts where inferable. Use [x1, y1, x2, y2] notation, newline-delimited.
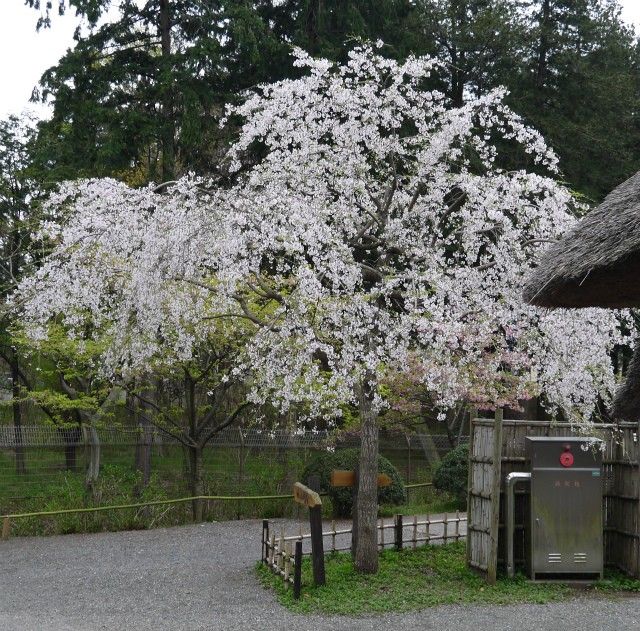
[262, 511, 467, 596]
[467, 414, 640, 582]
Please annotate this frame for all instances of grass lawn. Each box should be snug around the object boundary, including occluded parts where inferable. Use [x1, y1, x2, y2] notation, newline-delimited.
[257, 542, 640, 615]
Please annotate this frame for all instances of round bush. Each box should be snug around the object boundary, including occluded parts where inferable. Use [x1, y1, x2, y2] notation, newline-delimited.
[301, 448, 406, 518]
[432, 443, 469, 509]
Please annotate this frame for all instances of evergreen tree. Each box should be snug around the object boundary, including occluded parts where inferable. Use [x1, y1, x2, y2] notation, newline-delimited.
[262, 0, 422, 59]
[415, 0, 640, 200]
[26, 1, 640, 198]
[0, 115, 42, 473]
[513, 0, 640, 200]
[27, 1, 289, 182]
[416, 0, 526, 106]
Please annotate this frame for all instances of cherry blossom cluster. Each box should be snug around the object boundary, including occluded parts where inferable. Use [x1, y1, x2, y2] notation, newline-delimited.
[15, 44, 629, 426]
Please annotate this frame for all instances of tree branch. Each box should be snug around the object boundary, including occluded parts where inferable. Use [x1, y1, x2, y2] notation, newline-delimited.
[200, 402, 251, 448]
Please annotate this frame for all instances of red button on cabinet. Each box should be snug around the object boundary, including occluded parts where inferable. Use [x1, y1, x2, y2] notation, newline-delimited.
[560, 450, 574, 468]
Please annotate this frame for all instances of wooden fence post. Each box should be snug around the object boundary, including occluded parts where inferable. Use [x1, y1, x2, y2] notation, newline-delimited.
[278, 529, 285, 572]
[636, 420, 640, 577]
[466, 406, 478, 565]
[284, 542, 291, 584]
[269, 533, 276, 566]
[351, 467, 358, 560]
[394, 514, 403, 551]
[293, 540, 303, 599]
[487, 409, 504, 585]
[262, 519, 269, 564]
[2, 516, 10, 540]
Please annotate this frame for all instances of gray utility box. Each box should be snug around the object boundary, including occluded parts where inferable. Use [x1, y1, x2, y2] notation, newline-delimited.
[526, 437, 603, 580]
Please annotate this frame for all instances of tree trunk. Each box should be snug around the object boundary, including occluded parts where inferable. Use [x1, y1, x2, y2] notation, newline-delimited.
[10, 356, 26, 475]
[306, 0, 320, 54]
[159, 0, 175, 181]
[62, 426, 82, 472]
[354, 373, 379, 574]
[189, 445, 204, 522]
[134, 393, 153, 495]
[185, 373, 203, 521]
[535, 0, 551, 91]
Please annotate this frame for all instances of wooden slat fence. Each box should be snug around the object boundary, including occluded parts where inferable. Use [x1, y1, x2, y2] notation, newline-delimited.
[467, 416, 640, 580]
[263, 511, 467, 593]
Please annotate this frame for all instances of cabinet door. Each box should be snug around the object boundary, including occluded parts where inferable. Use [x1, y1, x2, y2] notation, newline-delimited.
[531, 468, 602, 574]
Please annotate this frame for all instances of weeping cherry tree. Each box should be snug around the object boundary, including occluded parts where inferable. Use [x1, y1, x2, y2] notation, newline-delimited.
[16, 44, 627, 571]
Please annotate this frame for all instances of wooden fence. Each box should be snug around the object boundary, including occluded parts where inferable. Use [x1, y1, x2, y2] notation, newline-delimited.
[467, 414, 640, 581]
[263, 511, 467, 595]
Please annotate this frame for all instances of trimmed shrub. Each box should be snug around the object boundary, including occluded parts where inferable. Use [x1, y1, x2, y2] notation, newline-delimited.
[432, 443, 468, 509]
[301, 448, 406, 517]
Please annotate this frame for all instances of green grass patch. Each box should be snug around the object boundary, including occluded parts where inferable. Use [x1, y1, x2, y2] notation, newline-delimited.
[593, 571, 640, 593]
[256, 542, 572, 614]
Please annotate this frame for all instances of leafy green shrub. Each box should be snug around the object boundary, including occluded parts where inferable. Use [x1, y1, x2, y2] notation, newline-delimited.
[432, 443, 468, 509]
[301, 448, 406, 517]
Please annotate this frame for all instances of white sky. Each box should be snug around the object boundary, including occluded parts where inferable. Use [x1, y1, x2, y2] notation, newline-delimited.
[1, 0, 640, 120]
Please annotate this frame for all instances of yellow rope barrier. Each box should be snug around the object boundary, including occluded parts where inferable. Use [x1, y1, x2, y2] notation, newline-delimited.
[0, 481, 433, 539]
[3, 493, 296, 521]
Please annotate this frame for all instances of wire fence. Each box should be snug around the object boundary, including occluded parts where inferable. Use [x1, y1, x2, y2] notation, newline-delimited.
[0, 425, 464, 450]
[0, 425, 466, 534]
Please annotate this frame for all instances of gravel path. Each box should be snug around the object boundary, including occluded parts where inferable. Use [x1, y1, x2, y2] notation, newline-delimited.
[1, 518, 639, 631]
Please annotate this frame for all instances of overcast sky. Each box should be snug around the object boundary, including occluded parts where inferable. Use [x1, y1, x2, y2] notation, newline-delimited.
[2, 0, 640, 120]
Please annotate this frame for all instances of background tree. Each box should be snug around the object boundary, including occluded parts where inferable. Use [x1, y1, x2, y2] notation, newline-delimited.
[27, 0, 290, 182]
[511, 0, 640, 199]
[412, 0, 640, 199]
[0, 115, 43, 474]
[27, 1, 640, 199]
[416, 0, 526, 107]
[0, 115, 117, 477]
[262, 0, 423, 59]
[15, 178, 256, 519]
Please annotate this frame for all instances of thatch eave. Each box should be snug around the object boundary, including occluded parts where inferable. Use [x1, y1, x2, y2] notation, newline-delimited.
[613, 345, 640, 422]
[523, 170, 640, 309]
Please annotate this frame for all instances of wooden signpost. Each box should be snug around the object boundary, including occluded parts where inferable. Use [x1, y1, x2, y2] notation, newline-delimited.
[293, 478, 325, 587]
[330, 470, 392, 488]
[292, 471, 392, 592]
[293, 482, 322, 508]
[328, 469, 391, 560]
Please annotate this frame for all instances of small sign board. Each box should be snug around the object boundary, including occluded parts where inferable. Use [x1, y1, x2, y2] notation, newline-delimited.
[293, 482, 322, 508]
[330, 470, 392, 488]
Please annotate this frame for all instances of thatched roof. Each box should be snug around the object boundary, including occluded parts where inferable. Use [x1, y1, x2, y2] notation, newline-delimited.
[523, 170, 640, 309]
[612, 345, 640, 421]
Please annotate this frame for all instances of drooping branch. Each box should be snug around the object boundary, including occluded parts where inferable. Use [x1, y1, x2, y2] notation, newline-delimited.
[359, 262, 384, 283]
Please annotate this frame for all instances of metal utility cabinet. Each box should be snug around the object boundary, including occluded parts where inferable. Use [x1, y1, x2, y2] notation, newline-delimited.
[526, 437, 603, 580]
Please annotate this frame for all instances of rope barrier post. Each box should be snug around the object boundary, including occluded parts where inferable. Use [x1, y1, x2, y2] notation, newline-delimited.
[2, 516, 10, 540]
[293, 540, 303, 599]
